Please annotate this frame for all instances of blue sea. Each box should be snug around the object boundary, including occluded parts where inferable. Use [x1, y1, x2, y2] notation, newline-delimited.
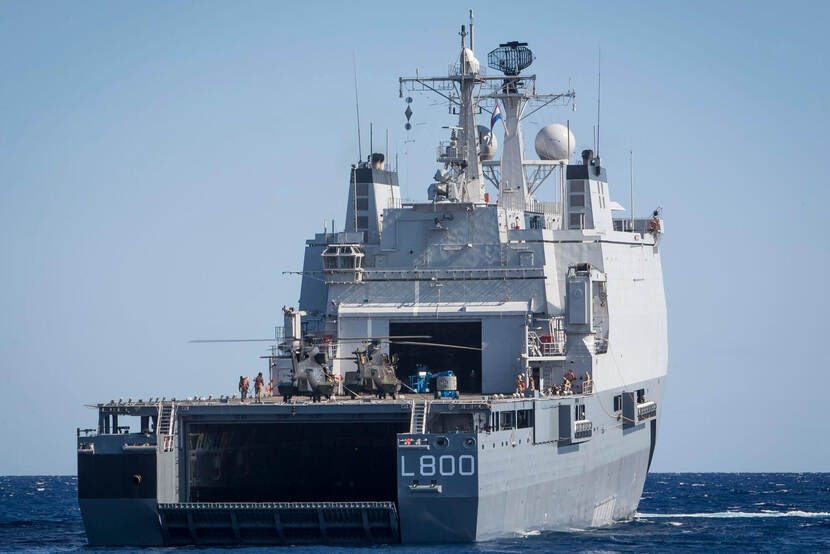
[1, 473, 829, 552]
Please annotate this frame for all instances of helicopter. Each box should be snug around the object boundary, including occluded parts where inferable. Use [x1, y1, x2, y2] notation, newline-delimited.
[191, 306, 480, 402]
[342, 338, 483, 400]
[190, 307, 342, 403]
[272, 338, 336, 402]
[343, 340, 401, 399]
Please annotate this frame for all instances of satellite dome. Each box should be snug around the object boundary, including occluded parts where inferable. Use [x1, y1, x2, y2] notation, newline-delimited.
[477, 125, 498, 161]
[460, 48, 480, 74]
[534, 124, 575, 161]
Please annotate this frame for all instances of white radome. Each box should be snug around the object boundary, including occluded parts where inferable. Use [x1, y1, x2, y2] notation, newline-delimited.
[477, 125, 498, 161]
[534, 124, 575, 161]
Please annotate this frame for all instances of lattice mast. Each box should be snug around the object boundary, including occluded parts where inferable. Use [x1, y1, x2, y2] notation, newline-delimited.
[400, 13, 575, 210]
[399, 11, 485, 203]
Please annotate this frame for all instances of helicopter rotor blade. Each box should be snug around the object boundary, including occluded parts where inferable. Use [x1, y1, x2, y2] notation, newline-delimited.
[387, 340, 482, 351]
[191, 335, 432, 344]
[190, 339, 278, 343]
[332, 335, 431, 342]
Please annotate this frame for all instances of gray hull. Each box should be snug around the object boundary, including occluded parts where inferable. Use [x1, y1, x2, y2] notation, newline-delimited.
[397, 381, 660, 542]
[79, 498, 163, 546]
[78, 379, 660, 545]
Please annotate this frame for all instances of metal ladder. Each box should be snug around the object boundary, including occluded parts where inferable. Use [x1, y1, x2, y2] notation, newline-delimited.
[157, 403, 175, 436]
[410, 401, 428, 434]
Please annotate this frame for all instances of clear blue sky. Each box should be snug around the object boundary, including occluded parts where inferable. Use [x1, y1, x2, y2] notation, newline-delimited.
[1, 1, 827, 475]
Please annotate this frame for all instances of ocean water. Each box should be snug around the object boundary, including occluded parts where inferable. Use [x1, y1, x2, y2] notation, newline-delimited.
[1, 473, 829, 552]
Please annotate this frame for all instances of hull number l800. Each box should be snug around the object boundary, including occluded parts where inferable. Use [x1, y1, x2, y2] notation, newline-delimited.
[400, 455, 475, 477]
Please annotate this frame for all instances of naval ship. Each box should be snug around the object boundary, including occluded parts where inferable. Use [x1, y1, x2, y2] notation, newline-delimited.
[77, 14, 667, 546]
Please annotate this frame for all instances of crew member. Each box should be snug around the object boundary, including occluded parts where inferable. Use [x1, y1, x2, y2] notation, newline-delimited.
[515, 374, 525, 394]
[239, 375, 249, 402]
[254, 372, 265, 403]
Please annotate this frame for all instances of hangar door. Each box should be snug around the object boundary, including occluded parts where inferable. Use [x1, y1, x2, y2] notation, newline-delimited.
[389, 321, 481, 394]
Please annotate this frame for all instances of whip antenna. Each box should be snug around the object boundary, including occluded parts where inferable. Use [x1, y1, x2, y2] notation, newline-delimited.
[353, 52, 362, 161]
[630, 149, 634, 230]
[596, 48, 601, 157]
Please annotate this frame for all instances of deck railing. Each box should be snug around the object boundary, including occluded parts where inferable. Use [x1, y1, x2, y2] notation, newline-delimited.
[527, 316, 566, 358]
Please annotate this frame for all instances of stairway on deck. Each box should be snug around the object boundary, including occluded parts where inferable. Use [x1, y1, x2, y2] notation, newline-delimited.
[409, 401, 428, 434]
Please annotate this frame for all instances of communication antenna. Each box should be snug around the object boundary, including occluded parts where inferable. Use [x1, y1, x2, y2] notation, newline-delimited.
[596, 49, 601, 157]
[567, 119, 571, 163]
[353, 52, 362, 161]
[630, 150, 634, 230]
[352, 165, 358, 231]
[469, 10, 474, 52]
[386, 129, 389, 167]
[370, 122, 373, 155]
[563, 119, 571, 231]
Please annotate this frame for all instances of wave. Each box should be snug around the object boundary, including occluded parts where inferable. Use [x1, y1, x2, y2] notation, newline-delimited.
[637, 511, 830, 519]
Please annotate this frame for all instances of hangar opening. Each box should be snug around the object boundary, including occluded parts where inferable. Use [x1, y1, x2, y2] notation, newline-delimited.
[186, 420, 408, 503]
[389, 321, 482, 394]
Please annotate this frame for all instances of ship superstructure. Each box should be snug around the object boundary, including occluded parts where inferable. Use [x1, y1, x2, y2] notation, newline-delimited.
[77, 13, 667, 546]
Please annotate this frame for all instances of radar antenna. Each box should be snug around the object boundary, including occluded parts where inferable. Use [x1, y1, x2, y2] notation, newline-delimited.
[487, 41, 534, 76]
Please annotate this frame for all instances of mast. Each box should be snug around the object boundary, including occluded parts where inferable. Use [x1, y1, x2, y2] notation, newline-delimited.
[458, 25, 484, 202]
[399, 19, 573, 207]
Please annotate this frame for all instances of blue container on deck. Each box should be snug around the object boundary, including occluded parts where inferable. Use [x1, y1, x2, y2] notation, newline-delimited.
[408, 370, 457, 398]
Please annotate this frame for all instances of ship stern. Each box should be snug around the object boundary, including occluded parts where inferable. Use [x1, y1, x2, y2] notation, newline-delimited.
[396, 432, 479, 542]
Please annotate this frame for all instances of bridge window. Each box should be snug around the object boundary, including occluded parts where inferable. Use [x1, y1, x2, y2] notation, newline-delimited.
[517, 409, 533, 429]
[499, 411, 515, 430]
[321, 245, 364, 271]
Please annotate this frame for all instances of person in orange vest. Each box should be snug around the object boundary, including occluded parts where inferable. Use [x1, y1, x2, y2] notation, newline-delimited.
[254, 372, 265, 404]
[515, 374, 526, 394]
[239, 375, 250, 402]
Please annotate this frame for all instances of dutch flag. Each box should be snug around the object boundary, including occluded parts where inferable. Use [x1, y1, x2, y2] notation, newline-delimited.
[490, 103, 502, 130]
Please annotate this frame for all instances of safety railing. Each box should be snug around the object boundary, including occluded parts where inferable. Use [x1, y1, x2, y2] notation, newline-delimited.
[527, 316, 566, 358]
[582, 380, 594, 395]
[613, 217, 659, 234]
[498, 196, 561, 216]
